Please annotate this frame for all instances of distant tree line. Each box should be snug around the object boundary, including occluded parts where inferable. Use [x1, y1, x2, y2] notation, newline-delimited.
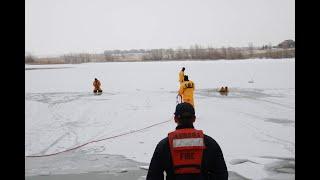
[104, 49, 146, 55]
[140, 44, 294, 61]
[62, 53, 91, 64]
[103, 40, 295, 61]
[25, 40, 295, 64]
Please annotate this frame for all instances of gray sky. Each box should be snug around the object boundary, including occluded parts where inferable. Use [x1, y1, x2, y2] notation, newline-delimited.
[25, 0, 295, 57]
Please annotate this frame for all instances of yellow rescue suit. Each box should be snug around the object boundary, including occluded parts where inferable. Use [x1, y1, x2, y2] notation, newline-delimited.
[178, 80, 195, 107]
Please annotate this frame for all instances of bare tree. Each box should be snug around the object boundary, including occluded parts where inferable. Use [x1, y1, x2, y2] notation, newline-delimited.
[25, 53, 37, 63]
[220, 47, 227, 59]
[61, 53, 91, 64]
[248, 42, 254, 58]
[190, 44, 202, 59]
[212, 48, 223, 60]
[166, 48, 175, 60]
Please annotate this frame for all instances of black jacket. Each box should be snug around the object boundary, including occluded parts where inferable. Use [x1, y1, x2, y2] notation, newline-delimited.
[146, 125, 228, 180]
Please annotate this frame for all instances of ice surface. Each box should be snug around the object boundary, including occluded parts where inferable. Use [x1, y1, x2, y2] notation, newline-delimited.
[25, 59, 295, 179]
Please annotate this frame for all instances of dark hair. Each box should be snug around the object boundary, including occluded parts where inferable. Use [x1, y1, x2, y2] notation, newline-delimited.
[184, 75, 189, 81]
[179, 116, 194, 126]
[182, 67, 185, 71]
[174, 103, 195, 126]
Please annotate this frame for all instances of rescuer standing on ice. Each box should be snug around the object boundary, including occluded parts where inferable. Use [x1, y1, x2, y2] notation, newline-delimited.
[147, 102, 228, 180]
[93, 78, 103, 94]
[178, 75, 195, 107]
[179, 67, 185, 84]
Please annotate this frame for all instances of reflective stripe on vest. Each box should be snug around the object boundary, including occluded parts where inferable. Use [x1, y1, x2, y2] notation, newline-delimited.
[168, 128, 205, 174]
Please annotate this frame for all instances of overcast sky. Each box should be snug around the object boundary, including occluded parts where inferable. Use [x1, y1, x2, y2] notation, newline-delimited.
[25, 0, 295, 56]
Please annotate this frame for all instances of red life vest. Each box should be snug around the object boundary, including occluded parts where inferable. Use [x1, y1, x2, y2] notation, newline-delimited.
[168, 128, 205, 174]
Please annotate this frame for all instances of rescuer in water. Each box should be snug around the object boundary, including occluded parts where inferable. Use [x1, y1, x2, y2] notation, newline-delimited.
[147, 102, 228, 180]
[218, 86, 229, 96]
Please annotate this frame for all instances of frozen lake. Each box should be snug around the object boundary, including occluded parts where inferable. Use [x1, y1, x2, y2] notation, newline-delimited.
[25, 59, 295, 179]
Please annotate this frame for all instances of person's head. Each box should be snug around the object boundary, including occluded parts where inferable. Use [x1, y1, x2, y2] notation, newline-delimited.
[174, 103, 196, 127]
[182, 67, 185, 71]
[184, 75, 189, 81]
[94, 78, 98, 81]
[225, 86, 228, 90]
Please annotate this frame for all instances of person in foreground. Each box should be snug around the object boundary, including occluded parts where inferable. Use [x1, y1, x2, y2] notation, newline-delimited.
[146, 103, 228, 180]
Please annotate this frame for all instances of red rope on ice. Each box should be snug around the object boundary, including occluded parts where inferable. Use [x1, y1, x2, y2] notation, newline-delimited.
[26, 119, 171, 158]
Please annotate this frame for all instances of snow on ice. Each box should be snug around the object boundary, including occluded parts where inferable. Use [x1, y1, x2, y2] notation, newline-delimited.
[25, 59, 295, 179]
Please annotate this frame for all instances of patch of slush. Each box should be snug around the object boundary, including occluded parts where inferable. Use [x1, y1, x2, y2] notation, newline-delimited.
[264, 118, 294, 126]
[229, 159, 260, 165]
[25, 150, 148, 177]
[25, 171, 249, 180]
[262, 159, 295, 180]
[25, 151, 250, 180]
[197, 88, 284, 99]
[25, 170, 147, 180]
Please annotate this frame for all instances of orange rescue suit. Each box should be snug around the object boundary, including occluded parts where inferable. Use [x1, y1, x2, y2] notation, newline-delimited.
[178, 80, 195, 107]
[168, 128, 205, 174]
[93, 80, 102, 91]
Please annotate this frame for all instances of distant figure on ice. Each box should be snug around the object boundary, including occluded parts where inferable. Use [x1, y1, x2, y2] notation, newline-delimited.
[179, 67, 185, 84]
[218, 86, 229, 96]
[219, 87, 225, 92]
[93, 78, 102, 93]
[178, 75, 195, 107]
[219, 86, 229, 93]
[146, 102, 228, 180]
